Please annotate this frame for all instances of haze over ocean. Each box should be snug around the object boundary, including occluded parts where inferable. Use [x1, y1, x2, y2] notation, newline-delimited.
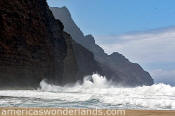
[47, 0, 175, 85]
[0, 74, 175, 109]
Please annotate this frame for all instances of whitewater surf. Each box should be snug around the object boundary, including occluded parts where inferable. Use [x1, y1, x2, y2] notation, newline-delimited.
[0, 74, 175, 110]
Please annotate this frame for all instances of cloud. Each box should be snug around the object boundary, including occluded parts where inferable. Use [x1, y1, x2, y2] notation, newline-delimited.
[150, 69, 175, 86]
[95, 27, 175, 85]
[95, 27, 175, 64]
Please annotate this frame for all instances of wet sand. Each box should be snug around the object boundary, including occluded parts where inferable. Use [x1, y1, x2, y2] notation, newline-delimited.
[126, 110, 175, 116]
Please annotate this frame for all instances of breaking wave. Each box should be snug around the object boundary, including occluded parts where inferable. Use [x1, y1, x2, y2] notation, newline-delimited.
[40, 74, 112, 92]
[0, 74, 175, 109]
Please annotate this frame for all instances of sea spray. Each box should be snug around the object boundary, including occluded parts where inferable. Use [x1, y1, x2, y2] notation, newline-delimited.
[40, 74, 112, 92]
[0, 74, 175, 109]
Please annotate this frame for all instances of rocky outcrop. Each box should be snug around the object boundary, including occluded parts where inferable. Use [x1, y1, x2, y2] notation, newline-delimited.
[0, 0, 67, 88]
[0, 0, 154, 88]
[71, 38, 103, 83]
[0, 0, 105, 88]
[50, 7, 154, 86]
[63, 32, 103, 85]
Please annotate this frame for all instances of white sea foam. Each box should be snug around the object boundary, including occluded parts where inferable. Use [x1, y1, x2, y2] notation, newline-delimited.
[0, 74, 175, 109]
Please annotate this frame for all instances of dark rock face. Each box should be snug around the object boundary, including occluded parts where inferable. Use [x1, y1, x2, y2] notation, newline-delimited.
[0, 0, 154, 88]
[0, 0, 67, 88]
[62, 32, 103, 85]
[71, 38, 103, 83]
[50, 7, 154, 86]
[0, 0, 104, 88]
[62, 32, 78, 85]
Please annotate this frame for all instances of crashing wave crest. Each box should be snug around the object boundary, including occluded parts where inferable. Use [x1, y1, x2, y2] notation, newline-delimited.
[0, 74, 175, 109]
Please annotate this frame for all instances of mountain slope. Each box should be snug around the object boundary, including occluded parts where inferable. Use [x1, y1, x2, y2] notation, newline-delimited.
[62, 32, 103, 85]
[0, 0, 103, 88]
[50, 7, 154, 86]
[0, 0, 67, 88]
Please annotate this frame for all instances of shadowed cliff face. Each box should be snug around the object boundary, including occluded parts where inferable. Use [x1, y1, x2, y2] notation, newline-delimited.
[0, 0, 104, 88]
[63, 32, 103, 85]
[0, 0, 67, 88]
[0, 0, 153, 88]
[50, 7, 154, 86]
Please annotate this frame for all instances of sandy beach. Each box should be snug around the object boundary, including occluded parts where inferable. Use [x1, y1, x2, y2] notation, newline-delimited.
[0, 108, 175, 116]
[126, 110, 175, 116]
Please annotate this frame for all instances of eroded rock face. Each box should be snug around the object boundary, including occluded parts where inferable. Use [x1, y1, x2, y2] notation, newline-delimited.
[0, 0, 104, 88]
[0, 0, 153, 88]
[0, 0, 67, 88]
[62, 32, 103, 85]
[50, 7, 154, 86]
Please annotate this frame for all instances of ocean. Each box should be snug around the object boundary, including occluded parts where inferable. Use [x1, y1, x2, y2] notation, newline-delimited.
[0, 74, 175, 110]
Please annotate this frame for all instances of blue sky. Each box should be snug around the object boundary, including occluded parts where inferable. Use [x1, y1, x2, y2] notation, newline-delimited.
[48, 0, 175, 35]
[47, 0, 175, 85]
